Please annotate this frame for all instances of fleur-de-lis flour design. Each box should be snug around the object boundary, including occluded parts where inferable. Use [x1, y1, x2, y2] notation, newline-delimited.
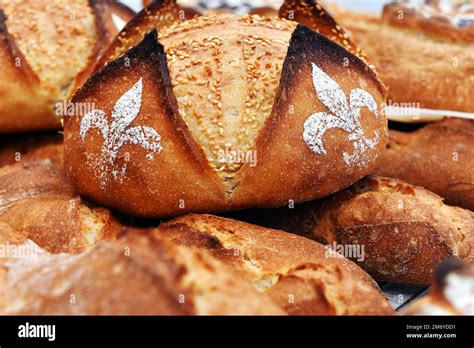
[303, 63, 380, 167]
[80, 78, 162, 187]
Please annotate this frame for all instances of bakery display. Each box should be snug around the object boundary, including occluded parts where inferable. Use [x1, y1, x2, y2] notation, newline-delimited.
[3, 232, 284, 315]
[329, 0, 474, 112]
[0, 0, 134, 133]
[0, 0, 471, 321]
[376, 118, 474, 211]
[64, 0, 388, 218]
[157, 214, 394, 315]
[0, 161, 120, 253]
[230, 176, 474, 284]
[403, 257, 474, 315]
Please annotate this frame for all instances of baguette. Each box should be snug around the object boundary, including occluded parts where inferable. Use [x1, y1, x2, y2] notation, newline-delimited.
[4, 232, 284, 315]
[330, 1, 474, 112]
[0, 161, 120, 253]
[0, 0, 134, 133]
[231, 176, 474, 284]
[375, 118, 474, 211]
[403, 257, 474, 315]
[64, 0, 387, 218]
[156, 214, 394, 315]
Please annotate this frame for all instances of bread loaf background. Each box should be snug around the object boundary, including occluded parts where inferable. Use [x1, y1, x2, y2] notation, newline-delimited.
[230, 176, 474, 283]
[0, 161, 120, 253]
[329, 2, 474, 112]
[0, 0, 134, 133]
[376, 118, 474, 211]
[4, 232, 284, 315]
[157, 214, 394, 315]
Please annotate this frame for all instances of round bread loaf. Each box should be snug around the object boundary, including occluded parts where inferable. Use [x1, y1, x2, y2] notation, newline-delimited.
[64, 1, 387, 217]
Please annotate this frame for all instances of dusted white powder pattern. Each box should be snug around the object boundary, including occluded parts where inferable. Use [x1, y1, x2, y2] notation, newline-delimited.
[80, 78, 162, 187]
[303, 63, 380, 167]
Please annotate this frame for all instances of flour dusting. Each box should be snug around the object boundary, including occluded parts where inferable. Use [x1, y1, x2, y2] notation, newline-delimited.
[80, 78, 162, 187]
[303, 63, 380, 167]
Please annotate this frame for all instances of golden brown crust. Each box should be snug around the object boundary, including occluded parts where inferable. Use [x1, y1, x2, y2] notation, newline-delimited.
[375, 118, 474, 211]
[0, 10, 60, 133]
[0, 132, 63, 169]
[333, 4, 474, 112]
[4, 233, 284, 315]
[234, 176, 474, 283]
[0, 161, 121, 253]
[64, 16, 387, 217]
[157, 214, 394, 315]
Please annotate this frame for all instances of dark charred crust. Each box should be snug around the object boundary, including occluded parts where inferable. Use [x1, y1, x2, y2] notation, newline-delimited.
[71, 29, 214, 172]
[279, 0, 347, 47]
[289, 24, 385, 95]
[254, 23, 385, 154]
[97, 0, 182, 69]
[279, 0, 385, 92]
[72, 29, 163, 103]
[280, 2, 364, 60]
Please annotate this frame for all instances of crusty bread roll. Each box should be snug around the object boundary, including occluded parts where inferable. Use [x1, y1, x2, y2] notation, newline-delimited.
[0, 0, 134, 133]
[0, 132, 63, 169]
[331, 1, 474, 112]
[0, 161, 120, 253]
[3, 232, 284, 315]
[231, 176, 474, 284]
[156, 214, 394, 315]
[403, 257, 474, 315]
[64, 0, 388, 218]
[376, 118, 474, 211]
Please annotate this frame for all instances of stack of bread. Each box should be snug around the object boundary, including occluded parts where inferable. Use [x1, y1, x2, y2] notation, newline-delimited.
[0, 0, 472, 315]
